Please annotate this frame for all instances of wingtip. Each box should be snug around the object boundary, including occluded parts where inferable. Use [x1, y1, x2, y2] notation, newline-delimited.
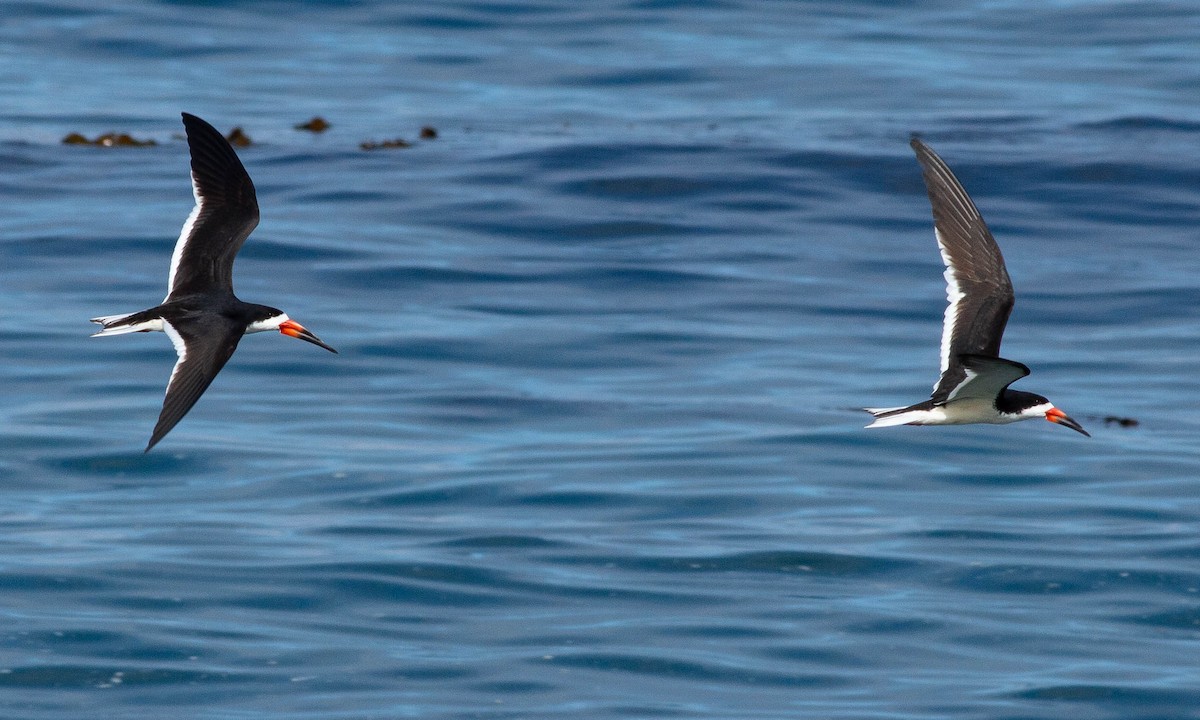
[179, 112, 223, 141]
[145, 423, 169, 453]
[909, 134, 931, 154]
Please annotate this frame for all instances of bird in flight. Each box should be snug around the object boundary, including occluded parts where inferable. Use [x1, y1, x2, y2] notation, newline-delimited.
[865, 137, 1088, 437]
[92, 113, 337, 452]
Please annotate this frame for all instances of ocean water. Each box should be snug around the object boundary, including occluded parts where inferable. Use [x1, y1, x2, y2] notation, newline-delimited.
[1, 1, 1199, 718]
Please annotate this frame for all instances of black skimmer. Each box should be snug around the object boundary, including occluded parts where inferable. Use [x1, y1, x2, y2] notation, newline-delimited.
[91, 113, 336, 452]
[865, 137, 1088, 437]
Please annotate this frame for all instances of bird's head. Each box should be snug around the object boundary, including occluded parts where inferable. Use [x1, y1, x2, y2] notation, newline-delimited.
[1008, 392, 1089, 437]
[248, 310, 337, 354]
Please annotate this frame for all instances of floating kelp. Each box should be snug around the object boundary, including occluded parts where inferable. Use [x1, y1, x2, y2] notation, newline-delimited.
[359, 138, 413, 150]
[295, 116, 331, 132]
[62, 132, 156, 147]
[1102, 416, 1139, 428]
[361, 125, 438, 150]
[225, 127, 252, 147]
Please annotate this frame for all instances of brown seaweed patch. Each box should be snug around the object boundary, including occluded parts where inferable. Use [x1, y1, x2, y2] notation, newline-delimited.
[62, 132, 156, 147]
[295, 116, 331, 133]
[225, 127, 252, 147]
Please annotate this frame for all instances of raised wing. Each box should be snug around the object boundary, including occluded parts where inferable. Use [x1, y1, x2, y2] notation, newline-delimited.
[146, 316, 244, 451]
[165, 113, 260, 300]
[910, 137, 1015, 403]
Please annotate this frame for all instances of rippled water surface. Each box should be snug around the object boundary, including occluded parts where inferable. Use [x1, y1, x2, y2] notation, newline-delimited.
[2, 2, 1200, 718]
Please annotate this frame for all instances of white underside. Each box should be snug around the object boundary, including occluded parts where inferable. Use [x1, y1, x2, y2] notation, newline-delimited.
[865, 399, 1053, 428]
[89, 313, 164, 337]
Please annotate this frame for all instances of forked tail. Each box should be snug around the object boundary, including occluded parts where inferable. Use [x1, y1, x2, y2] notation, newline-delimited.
[90, 310, 163, 337]
[864, 404, 938, 429]
[864, 406, 909, 429]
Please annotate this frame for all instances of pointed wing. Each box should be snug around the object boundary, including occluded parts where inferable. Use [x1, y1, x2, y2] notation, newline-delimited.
[165, 113, 259, 300]
[146, 317, 244, 451]
[910, 137, 1015, 403]
[939, 354, 1029, 405]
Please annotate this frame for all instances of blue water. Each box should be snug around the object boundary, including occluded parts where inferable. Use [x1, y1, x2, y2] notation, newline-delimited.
[2, 1, 1199, 718]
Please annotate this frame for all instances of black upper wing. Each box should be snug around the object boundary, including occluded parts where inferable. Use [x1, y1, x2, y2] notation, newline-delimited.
[910, 137, 1016, 404]
[165, 113, 260, 300]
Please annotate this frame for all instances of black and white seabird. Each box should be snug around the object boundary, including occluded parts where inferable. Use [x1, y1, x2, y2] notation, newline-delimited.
[92, 113, 337, 451]
[865, 137, 1088, 437]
